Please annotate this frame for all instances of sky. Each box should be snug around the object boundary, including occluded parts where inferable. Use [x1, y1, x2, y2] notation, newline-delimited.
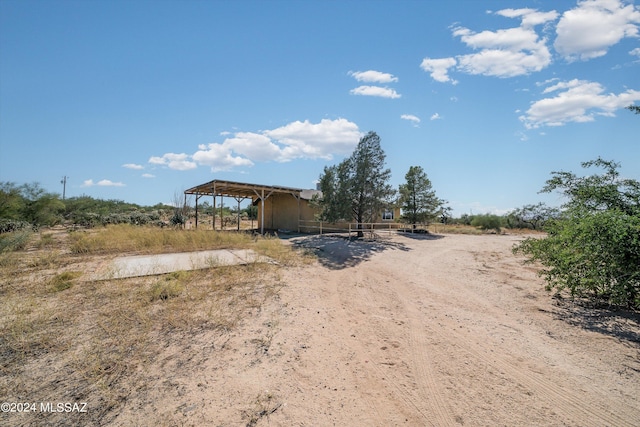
[1, 0, 639, 216]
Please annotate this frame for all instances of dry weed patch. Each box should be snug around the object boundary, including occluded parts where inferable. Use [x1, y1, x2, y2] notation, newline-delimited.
[0, 226, 304, 426]
[68, 224, 255, 255]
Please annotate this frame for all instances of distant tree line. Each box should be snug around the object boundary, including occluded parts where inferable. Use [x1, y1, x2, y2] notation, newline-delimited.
[0, 181, 261, 233]
[0, 182, 176, 232]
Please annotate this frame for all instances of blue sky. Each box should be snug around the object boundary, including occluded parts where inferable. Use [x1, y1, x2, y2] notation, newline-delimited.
[1, 0, 639, 216]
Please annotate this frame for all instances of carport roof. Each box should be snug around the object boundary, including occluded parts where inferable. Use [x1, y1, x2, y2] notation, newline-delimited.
[184, 179, 305, 199]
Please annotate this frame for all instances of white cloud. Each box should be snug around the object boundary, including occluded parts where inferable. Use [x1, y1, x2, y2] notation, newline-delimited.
[348, 70, 398, 83]
[122, 163, 144, 170]
[422, 7, 556, 82]
[430, 113, 442, 120]
[154, 118, 362, 172]
[452, 25, 553, 78]
[495, 8, 559, 27]
[420, 57, 458, 83]
[400, 114, 421, 124]
[630, 47, 640, 57]
[142, 173, 155, 178]
[349, 85, 401, 98]
[148, 153, 197, 171]
[82, 179, 125, 187]
[554, 0, 640, 61]
[192, 141, 256, 172]
[519, 79, 640, 128]
[265, 118, 362, 160]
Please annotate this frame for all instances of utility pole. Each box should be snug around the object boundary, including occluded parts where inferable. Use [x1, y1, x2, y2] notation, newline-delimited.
[61, 176, 68, 200]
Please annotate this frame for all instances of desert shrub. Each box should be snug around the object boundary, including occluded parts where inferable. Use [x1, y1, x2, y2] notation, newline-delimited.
[150, 272, 189, 301]
[223, 215, 238, 227]
[170, 212, 185, 226]
[470, 214, 503, 233]
[515, 158, 640, 309]
[0, 219, 33, 234]
[517, 209, 640, 308]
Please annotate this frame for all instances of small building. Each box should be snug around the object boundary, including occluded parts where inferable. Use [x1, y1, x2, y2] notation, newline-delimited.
[184, 179, 320, 234]
[184, 179, 400, 234]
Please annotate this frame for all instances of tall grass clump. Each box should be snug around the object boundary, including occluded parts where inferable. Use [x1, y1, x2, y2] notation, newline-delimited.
[0, 230, 33, 253]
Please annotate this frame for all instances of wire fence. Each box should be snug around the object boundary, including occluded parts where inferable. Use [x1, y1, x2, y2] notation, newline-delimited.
[298, 220, 431, 238]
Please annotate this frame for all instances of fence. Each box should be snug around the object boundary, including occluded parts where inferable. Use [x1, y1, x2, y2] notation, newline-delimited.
[298, 220, 431, 238]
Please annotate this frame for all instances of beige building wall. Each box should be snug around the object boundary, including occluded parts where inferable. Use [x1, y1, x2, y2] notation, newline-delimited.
[258, 194, 319, 231]
[257, 193, 401, 233]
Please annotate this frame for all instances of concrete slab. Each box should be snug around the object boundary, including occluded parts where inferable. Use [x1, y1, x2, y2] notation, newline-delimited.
[89, 249, 272, 280]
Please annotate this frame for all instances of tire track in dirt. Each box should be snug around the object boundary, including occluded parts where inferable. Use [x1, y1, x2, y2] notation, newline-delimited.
[346, 264, 457, 426]
[428, 320, 637, 427]
[384, 237, 637, 427]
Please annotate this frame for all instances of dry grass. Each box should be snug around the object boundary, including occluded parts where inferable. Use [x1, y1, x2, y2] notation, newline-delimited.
[0, 225, 309, 426]
[68, 224, 256, 255]
[428, 224, 545, 235]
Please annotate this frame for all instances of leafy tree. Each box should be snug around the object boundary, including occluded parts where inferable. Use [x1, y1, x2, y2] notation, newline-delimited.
[398, 166, 444, 229]
[316, 131, 395, 237]
[515, 158, 640, 308]
[0, 182, 25, 220]
[0, 182, 64, 227]
[627, 104, 640, 115]
[507, 203, 559, 230]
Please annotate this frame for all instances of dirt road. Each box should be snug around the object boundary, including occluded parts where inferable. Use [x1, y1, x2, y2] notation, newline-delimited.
[116, 233, 640, 426]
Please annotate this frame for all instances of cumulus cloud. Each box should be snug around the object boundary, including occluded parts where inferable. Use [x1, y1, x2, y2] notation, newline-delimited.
[142, 173, 155, 178]
[348, 70, 398, 83]
[519, 79, 640, 128]
[631, 47, 640, 58]
[554, 0, 640, 61]
[265, 118, 362, 159]
[350, 85, 401, 98]
[430, 113, 442, 120]
[149, 153, 197, 171]
[122, 163, 144, 170]
[495, 8, 559, 27]
[422, 7, 556, 82]
[420, 57, 458, 83]
[151, 118, 362, 172]
[82, 179, 125, 187]
[400, 114, 421, 125]
[452, 24, 553, 78]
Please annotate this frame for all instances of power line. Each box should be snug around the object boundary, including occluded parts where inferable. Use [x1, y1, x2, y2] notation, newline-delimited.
[61, 176, 68, 200]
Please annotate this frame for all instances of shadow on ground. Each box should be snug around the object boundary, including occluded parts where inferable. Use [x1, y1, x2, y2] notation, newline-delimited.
[395, 230, 446, 241]
[288, 233, 416, 269]
[554, 301, 640, 347]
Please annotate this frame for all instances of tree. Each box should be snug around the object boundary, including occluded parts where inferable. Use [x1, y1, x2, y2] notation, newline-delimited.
[0, 182, 65, 227]
[514, 158, 640, 309]
[398, 166, 444, 229]
[0, 182, 25, 220]
[627, 104, 640, 115]
[507, 203, 559, 230]
[316, 131, 396, 237]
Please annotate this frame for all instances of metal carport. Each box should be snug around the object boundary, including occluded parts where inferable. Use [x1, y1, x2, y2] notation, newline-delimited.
[184, 179, 307, 234]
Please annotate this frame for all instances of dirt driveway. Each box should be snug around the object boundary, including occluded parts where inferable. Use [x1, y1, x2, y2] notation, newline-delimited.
[114, 232, 640, 426]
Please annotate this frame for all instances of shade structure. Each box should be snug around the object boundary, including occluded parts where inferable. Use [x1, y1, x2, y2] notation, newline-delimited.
[184, 179, 316, 234]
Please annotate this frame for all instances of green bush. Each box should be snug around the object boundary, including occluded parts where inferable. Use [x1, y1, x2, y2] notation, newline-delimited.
[470, 214, 503, 233]
[514, 158, 640, 309]
[0, 219, 33, 234]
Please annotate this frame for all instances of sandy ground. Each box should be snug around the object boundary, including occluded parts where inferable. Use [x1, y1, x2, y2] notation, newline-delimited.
[104, 233, 639, 426]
